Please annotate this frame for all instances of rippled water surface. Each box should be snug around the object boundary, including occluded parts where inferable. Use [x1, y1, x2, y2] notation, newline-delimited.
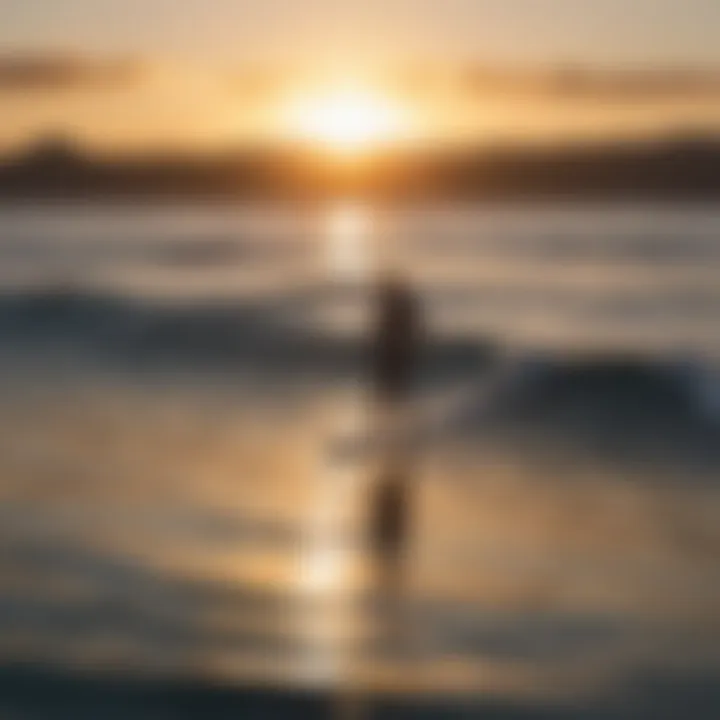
[0, 202, 719, 712]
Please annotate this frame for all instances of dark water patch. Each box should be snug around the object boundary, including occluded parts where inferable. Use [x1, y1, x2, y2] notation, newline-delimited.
[0, 661, 718, 718]
[0, 287, 492, 382]
[460, 353, 720, 480]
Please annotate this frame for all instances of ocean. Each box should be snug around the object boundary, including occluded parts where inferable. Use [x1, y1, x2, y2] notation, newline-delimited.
[0, 201, 718, 716]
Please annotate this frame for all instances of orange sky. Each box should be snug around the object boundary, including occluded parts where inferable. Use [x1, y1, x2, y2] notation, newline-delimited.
[1, 58, 719, 154]
[2, 0, 720, 152]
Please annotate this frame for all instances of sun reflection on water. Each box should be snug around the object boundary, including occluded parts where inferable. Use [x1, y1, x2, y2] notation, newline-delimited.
[324, 203, 374, 282]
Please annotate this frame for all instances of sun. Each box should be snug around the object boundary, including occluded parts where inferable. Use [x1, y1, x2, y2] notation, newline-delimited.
[286, 86, 408, 154]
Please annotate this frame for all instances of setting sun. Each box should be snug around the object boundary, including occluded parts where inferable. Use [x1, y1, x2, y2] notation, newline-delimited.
[286, 86, 409, 154]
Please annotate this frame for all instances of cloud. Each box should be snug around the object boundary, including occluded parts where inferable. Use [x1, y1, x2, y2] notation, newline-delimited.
[228, 68, 285, 98]
[0, 54, 146, 92]
[462, 66, 720, 102]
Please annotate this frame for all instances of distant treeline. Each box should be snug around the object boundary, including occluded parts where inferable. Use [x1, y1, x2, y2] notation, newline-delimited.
[1, 134, 719, 201]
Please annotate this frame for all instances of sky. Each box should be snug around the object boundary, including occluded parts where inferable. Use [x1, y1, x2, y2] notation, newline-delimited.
[2, 0, 720, 151]
[4, 0, 720, 65]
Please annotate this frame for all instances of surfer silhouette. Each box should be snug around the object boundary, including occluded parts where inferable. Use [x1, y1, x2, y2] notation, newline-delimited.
[368, 272, 422, 591]
[371, 273, 422, 403]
